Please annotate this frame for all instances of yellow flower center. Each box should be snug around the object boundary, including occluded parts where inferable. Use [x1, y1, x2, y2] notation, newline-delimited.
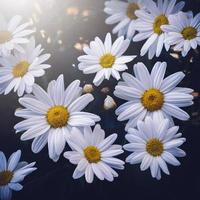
[181, 26, 197, 40]
[0, 31, 12, 44]
[12, 61, 30, 77]
[84, 146, 101, 163]
[126, 3, 139, 20]
[153, 15, 169, 35]
[46, 106, 70, 128]
[146, 138, 164, 157]
[100, 53, 116, 68]
[0, 171, 13, 186]
[141, 88, 164, 112]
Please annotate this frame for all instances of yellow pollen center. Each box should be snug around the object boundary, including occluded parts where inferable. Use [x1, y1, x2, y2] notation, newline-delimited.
[146, 138, 164, 157]
[126, 3, 139, 20]
[84, 146, 101, 163]
[12, 61, 30, 77]
[153, 15, 169, 35]
[100, 53, 116, 68]
[0, 31, 12, 44]
[0, 171, 13, 186]
[181, 26, 197, 40]
[46, 106, 69, 128]
[141, 88, 164, 112]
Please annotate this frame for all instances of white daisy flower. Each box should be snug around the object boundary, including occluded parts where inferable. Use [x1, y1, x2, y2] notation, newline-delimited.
[78, 33, 136, 86]
[0, 15, 34, 57]
[0, 37, 51, 97]
[0, 150, 36, 200]
[104, 0, 145, 39]
[124, 116, 186, 180]
[14, 75, 100, 162]
[162, 11, 200, 57]
[114, 61, 193, 131]
[132, 0, 185, 59]
[64, 124, 124, 183]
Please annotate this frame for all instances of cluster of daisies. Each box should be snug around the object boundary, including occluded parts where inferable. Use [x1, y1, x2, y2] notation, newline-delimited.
[105, 0, 200, 58]
[0, 0, 197, 199]
[0, 15, 51, 97]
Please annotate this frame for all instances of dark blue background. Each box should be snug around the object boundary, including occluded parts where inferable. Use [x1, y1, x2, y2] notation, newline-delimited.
[0, 0, 200, 199]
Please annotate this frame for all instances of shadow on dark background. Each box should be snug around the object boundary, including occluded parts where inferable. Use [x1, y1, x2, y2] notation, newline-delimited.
[0, 0, 200, 199]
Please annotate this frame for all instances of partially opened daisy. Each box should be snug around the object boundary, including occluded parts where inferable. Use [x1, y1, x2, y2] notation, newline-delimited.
[0, 37, 51, 96]
[132, 0, 185, 59]
[14, 75, 100, 162]
[104, 0, 145, 39]
[0, 150, 36, 200]
[78, 33, 136, 86]
[64, 124, 124, 183]
[124, 116, 186, 180]
[0, 15, 34, 57]
[114, 62, 193, 130]
[162, 11, 200, 57]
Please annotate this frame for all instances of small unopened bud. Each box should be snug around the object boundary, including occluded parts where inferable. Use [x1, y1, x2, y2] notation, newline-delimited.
[104, 95, 117, 110]
[83, 84, 94, 93]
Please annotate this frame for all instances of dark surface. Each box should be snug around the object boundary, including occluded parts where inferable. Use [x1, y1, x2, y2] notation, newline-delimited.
[0, 0, 200, 200]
